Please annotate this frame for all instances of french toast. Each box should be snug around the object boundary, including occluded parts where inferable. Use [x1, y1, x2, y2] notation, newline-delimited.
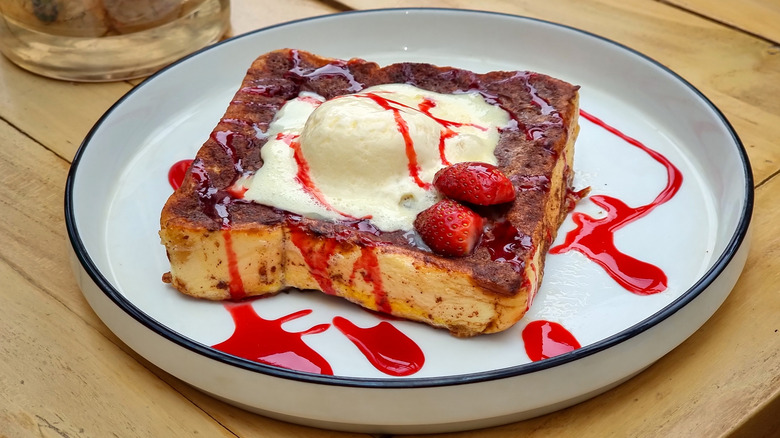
[159, 49, 580, 337]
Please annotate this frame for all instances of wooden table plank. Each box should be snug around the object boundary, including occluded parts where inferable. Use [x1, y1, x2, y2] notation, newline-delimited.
[228, 0, 349, 37]
[0, 119, 237, 437]
[341, 0, 780, 186]
[119, 354, 371, 438]
[0, 55, 131, 162]
[662, 0, 780, 44]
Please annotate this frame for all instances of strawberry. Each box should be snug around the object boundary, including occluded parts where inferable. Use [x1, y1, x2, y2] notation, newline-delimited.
[433, 162, 515, 205]
[414, 199, 483, 257]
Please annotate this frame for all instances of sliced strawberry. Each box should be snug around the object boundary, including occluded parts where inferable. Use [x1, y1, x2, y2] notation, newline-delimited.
[414, 199, 483, 257]
[433, 162, 515, 205]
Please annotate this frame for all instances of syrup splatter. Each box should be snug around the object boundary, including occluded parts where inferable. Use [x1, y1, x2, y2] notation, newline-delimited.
[522, 320, 581, 361]
[167, 159, 193, 190]
[550, 109, 683, 295]
[332, 316, 424, 376]
[213, 303, 332, 375]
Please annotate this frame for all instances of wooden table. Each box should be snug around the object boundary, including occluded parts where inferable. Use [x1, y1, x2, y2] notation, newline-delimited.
[2, 0, 778, 436]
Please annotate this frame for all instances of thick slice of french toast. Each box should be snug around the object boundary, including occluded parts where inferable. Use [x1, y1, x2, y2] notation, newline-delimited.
[159, 49, 580, 337]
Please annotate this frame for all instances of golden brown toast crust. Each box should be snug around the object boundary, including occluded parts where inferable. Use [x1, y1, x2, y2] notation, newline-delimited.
[160, 49, 580, 336]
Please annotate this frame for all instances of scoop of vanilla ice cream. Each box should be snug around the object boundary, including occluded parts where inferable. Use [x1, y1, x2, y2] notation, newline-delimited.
[242, 84, 509, 232]
[240, 92, 336, 221]
[297, 90, 445, 231]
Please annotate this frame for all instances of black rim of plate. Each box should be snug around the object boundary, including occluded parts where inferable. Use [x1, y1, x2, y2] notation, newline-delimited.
[64, 8, 754, 389]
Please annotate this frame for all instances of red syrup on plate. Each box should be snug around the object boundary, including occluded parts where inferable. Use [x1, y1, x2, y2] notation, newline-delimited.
[212, 302, 333, 375]
[168, 159, 193, 190]
[332, 316, 425, 376]
[522, 320, 581, 362]
[549, 109, 683, 295]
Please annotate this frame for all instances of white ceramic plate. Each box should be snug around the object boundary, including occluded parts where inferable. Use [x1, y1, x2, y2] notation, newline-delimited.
[66, 8, 752, 434]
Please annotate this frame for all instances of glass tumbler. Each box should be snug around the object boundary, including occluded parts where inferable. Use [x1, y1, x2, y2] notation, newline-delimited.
[0, 0, 230, 81]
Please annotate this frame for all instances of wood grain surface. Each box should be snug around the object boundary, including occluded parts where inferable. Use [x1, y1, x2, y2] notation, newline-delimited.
[0, 0, 777, 437]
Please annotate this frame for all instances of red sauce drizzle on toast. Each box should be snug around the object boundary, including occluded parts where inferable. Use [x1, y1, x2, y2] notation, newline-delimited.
[274, 132, 364, 220]
[287, 216, 391, 313]
[351, 246, 391, 314]
[213, 303, 333, 374]
[522, 320, 581, 361]
[332, 316, 425, 376]
[222, 231, 245, 300]
[287, 219, 340, 295]
[212, 130, 243, 174]
[481, 220, 532, 272]
[550, 110, 683, 295]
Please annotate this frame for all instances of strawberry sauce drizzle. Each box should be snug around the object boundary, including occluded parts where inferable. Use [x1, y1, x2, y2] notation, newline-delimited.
[522, 72, 558, 116]
[287, 216, 391, 313]
[168, 159, 193, 190]
[287, 219, 340, 295]
[187, 131, 249, 300]
[278, 133, 330, 208]
[212, 130, 243, 174]
[222, 231, 246, 300]
[481, 220, 532, 273]
[277, 132, 362, 220]
[359, 92, 430, 189]
[522, 320, 581, 362]
[417, 97, 487, 131]
[514, 174, 551, 192]
[437, 130, 457, 166]
[168, 161, 244, 298]
[332, 316, 425, 376]
[550, 109, 683, 295]
[212, 302, 333, 374]
[527, 263, 539, 310]
[418, 96, 487, 165]
[348, 92, 493, 189]
[484, 71, 564, 143]
[350, 247, 391, 313]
